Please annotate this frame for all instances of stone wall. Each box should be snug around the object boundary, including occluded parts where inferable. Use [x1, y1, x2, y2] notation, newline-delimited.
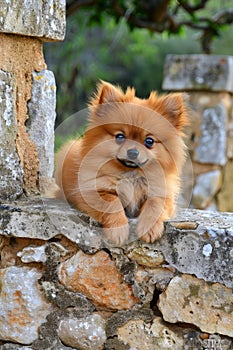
[163, 54, 233, 212]
[0, 0, 65, 199]
[1, 198, 233, 349]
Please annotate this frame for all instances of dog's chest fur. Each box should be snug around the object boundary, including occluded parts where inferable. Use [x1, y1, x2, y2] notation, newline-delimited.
[116, 170, 148, 218]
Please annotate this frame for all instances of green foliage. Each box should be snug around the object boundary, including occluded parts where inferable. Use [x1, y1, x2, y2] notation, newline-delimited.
[44, 9, 233, 129]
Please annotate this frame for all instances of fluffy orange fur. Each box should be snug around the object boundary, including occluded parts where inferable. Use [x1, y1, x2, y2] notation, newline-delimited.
[54, 81, 189, 245]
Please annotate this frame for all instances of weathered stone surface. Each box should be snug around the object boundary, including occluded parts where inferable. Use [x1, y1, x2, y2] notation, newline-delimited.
[39, 243, 95, 311]
[0, 69, 23, 199]
[192, 169, 222, 209]
[0, 237, 45, 268]
[107, 310, 230, 350]
[58, 314, 106, 350]
[1, 197, 233, 347]
[0, 266, 53, 344]
[0, 33, 47, 195]
[32, 308, 96, 350]
[218, 160, 233, 212]
[17, 244, 47, 263]
[181, 89, 233, 211]
[136, 267, 175, 293]
[117, 317, 184, 350]
[105, 308, 154, 338]
[58, 250, 139, 310]
[194, 104, 227, 165]
[164, 58, 233, 212]
[163, 54, 233, 92]
[1, 198, 233, 289]
[158, 274, 233, 337]
[0, 0, 66, 41]
[125, 242, 165, 267]
[157, 209, 233, 288]
[27, 70, 56, 179]
[0, 198, 103, 249]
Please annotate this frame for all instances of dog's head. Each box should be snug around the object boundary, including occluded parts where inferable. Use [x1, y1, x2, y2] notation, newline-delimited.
[85, 81, 189, 172]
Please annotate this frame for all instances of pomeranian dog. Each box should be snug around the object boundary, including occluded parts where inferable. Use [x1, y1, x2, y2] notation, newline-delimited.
[54, 81, 188, 245]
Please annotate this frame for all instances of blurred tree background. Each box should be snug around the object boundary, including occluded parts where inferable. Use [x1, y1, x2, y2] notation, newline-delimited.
[44, 0, 233, 127]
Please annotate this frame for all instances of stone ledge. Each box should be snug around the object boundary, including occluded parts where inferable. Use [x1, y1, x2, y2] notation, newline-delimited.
[1, 197, 233, 287]
[0, 197, 103, 249]
[162, 54, 233, 92]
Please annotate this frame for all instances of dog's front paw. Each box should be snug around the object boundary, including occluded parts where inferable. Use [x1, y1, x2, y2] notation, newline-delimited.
[103, 224, 129, 246]
[138, 220, 164, 243]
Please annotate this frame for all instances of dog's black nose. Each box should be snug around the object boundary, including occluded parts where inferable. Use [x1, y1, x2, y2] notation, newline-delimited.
[127, 148, 139, 160]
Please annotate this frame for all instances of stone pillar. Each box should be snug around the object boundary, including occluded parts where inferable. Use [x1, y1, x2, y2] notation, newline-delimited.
[163, 54, 233, 211]
[0, 0, 66, 199]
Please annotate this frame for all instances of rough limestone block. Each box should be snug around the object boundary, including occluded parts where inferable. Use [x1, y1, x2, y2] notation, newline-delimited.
[163, 54, 233, 92]
[0, 69, 23, 199]
[58, 250, 139, 310]
[158, 274, 233, 337]
[0, 266, 53, 344]
[194, 104, 227, 165]
[126, 243, 165, 267]
[58, 314, 106, 350]
[117, 317, 184, 350]
[0, 0, 66, 41]
[192, 169, 222, 209]
[157, 209, 233, 288]
[27, 70, 56, 178]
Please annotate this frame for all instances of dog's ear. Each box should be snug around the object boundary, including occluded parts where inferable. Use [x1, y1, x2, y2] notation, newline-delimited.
[92, 81, 124, 105]
[149, 92, 189, 133]
[90, 81, 136, 106]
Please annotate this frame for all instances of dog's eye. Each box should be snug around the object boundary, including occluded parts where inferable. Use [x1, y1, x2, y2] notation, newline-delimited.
[144, 137, 155, 148]
[115, 133, 126, 144]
